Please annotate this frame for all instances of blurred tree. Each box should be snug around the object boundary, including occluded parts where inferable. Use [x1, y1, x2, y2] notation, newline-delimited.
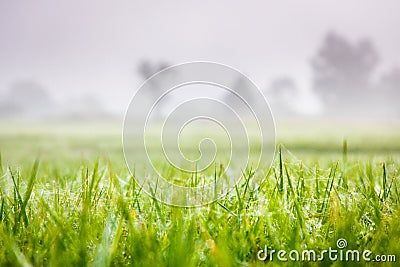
[0, 81, 52, 118]
[265, 76, 299, 117]
[269, 77, 297, 99]
[137, 60, 170, 80]
[311, 31, 379, 113]
[9, 81, 51, 108]
[223, 76, 255, 113]
[137, 60, 170, 96]
[136, 60, 171, 118]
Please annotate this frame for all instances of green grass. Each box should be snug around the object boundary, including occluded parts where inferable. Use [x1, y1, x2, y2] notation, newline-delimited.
[0, 121, 399, 266]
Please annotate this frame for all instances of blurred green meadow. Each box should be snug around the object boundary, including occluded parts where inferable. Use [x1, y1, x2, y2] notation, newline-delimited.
[0, 119, 399, 266]
[1, 119, 400, 165]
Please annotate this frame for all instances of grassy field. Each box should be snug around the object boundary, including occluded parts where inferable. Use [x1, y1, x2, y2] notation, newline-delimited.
[0, 120, 399, 266]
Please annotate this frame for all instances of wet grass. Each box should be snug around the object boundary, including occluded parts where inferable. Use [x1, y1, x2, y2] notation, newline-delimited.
[0, 121, 399, 266]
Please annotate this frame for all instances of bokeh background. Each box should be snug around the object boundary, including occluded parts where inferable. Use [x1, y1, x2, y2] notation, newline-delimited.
[0, 0, 399, 163]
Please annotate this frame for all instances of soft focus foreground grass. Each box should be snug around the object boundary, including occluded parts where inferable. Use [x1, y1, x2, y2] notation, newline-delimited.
[0, 120, 399, 266]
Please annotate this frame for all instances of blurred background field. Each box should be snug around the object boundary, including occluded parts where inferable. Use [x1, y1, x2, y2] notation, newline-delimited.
[1, 118, 399, 167]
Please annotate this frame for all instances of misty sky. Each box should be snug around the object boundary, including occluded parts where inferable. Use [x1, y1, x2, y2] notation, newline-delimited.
[0, 0, 399, 113]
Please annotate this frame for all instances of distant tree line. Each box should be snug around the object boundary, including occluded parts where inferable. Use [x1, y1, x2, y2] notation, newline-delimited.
[2, 32, 398, 120]
[0, 81, 107, 120]
[138, 33, 399, 119]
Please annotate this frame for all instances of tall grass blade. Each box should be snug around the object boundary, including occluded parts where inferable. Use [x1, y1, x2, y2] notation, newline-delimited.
[278, 145, 284, 193]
